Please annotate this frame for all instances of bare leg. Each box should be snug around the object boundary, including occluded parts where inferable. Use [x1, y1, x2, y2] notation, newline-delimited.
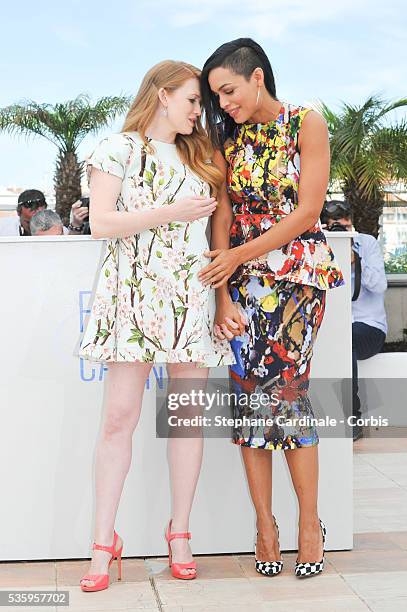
[241, 447, 281, 561]
[166, 362, 208, 576]
[284, 446, 323, 562]
[81, 361, 152, 587]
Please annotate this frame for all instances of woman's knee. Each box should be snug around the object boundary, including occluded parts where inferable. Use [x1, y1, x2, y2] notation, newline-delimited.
[102, 405, 138, 438]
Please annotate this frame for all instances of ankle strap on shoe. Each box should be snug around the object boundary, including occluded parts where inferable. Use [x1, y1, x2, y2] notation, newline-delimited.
[167, 531, 191, 542]
[92, 530, 118, 553]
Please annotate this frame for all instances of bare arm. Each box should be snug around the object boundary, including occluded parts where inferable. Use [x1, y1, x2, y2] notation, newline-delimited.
[210, 150, 233, 301]
[89, 167, 216, 239]
[210, 150, 245, 337]
[234, 110, 330, 262]
[210, 150, 233, 250]
[199, 111, 330, 287]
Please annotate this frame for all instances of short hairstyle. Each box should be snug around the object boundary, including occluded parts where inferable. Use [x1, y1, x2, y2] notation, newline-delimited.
[17, 189, 47, 214]
[201, 37, 277, 148]
[30, 209, 63, 235]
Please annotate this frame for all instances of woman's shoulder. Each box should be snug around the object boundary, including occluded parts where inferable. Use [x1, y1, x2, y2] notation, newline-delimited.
[284, 102, 325, 127]
[283, 102, 327, 145]
[284, 102, 313, 122]
[121, 131, 144, 146]
[86, 132, 144, 181]
[97, 131, 146, 150]
[90, 131, 143, 158]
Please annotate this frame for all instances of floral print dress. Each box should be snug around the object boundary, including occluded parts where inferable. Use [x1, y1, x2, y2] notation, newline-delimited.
[223, 103, 345, 449]
[225, 103, 344, 290]
[77, 131, 235, 367]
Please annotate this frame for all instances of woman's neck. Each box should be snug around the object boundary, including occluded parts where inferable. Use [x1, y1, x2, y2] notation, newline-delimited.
[247, 94, 282, 124]
[145, 114, 177, 144]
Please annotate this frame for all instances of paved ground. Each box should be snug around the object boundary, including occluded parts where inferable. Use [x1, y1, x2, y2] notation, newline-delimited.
[1, 435, 407, 611]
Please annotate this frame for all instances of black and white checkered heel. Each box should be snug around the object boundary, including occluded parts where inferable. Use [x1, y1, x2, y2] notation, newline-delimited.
[255, 515, 283, 576]
[295, 518, 326, 578]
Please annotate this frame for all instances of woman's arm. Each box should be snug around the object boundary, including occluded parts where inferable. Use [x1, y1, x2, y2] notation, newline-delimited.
[89, 168, 216, 239]
[210, 150, 233, 301]
[89, 169, 171, 239]
[209, 150, 246, 338]
[199, 111, 330, 287]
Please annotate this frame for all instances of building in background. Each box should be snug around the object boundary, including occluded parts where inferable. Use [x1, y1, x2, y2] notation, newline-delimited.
[381, 183, 407, 262]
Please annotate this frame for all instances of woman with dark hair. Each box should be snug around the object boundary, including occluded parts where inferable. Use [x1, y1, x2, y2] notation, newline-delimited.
[199, 38, 345, 578]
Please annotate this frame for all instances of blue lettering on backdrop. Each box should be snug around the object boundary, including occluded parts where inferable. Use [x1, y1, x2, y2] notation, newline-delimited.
[79, 290, 164, 388]
[79, 290, 92, 332]
[80, 358, 108, 382]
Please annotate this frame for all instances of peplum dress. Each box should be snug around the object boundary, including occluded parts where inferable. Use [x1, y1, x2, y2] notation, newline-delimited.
[223, 103, 345, 449]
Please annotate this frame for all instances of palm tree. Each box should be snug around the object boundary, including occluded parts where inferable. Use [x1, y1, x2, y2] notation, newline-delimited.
[320, 95, 407, 237]
[0, 94, 131, 225]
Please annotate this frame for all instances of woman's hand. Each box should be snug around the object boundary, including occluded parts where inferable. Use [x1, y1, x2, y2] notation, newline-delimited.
[198, 248, 241, 288]
[170, 196, 217, 223]
[213, 295, 247, 340]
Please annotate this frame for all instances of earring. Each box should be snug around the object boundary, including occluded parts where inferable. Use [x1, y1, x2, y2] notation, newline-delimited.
[255, 86, 261, 108]
[161, 106, 168, 117]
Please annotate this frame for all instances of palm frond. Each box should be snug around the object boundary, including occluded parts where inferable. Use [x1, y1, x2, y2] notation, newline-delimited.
[315, 100, 341, 133]
[0, 102, 62, 147]
[0, 93, 131, 151]
[63, 94, 132, 147]
[378, 97, 407, 120]
[370, 121, 407, 180]
[321, 94, 407, 235]
[353, 154, 388, 198]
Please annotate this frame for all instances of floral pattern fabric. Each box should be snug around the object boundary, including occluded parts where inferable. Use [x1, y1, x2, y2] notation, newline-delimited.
[229, 276, 325, 450]
[77, 132, 235, 367]
[224, 102, 345, 290]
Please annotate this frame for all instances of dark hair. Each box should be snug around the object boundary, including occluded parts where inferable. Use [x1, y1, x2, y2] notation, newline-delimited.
[201, 38, 277, 149]
[321, 200, 352, 224]
[17, 189, 47, 214]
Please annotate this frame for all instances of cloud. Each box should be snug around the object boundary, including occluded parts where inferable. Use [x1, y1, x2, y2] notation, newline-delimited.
[144, 0, 386, 40]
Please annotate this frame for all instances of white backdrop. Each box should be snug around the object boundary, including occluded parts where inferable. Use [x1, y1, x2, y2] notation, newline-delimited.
[0, 233, 354, 560]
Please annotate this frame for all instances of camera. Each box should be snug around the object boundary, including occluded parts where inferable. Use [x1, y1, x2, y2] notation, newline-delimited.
[80, 196, 89, 221]
[326, 221, 349, 232]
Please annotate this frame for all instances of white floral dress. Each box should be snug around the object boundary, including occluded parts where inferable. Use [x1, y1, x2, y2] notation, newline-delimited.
[77, 131, 235, 367]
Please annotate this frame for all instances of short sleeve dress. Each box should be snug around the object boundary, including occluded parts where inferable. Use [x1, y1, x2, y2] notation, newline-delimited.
[76, 131, 235, 367]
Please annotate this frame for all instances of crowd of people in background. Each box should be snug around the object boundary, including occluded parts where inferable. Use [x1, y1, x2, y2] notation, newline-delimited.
[0, 189, 90, 236]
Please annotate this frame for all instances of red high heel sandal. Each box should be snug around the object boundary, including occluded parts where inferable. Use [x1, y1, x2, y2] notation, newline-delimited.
[80, 530, 123, 592]
[165, 519, 197, 580]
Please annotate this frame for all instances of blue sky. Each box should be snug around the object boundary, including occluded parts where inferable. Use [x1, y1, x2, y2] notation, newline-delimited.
[0, 0, 406, 188]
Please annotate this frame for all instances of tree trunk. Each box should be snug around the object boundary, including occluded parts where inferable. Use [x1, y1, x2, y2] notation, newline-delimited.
[343, 181, 384, 238]
[54, 150, 83, 226]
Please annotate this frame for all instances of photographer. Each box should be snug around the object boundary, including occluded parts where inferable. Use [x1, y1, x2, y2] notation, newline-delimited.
[0, 189, 47, 236]
[0, 189, 91, 236]
[69, 197, 91, 234]
[321, 200, 388, 441]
